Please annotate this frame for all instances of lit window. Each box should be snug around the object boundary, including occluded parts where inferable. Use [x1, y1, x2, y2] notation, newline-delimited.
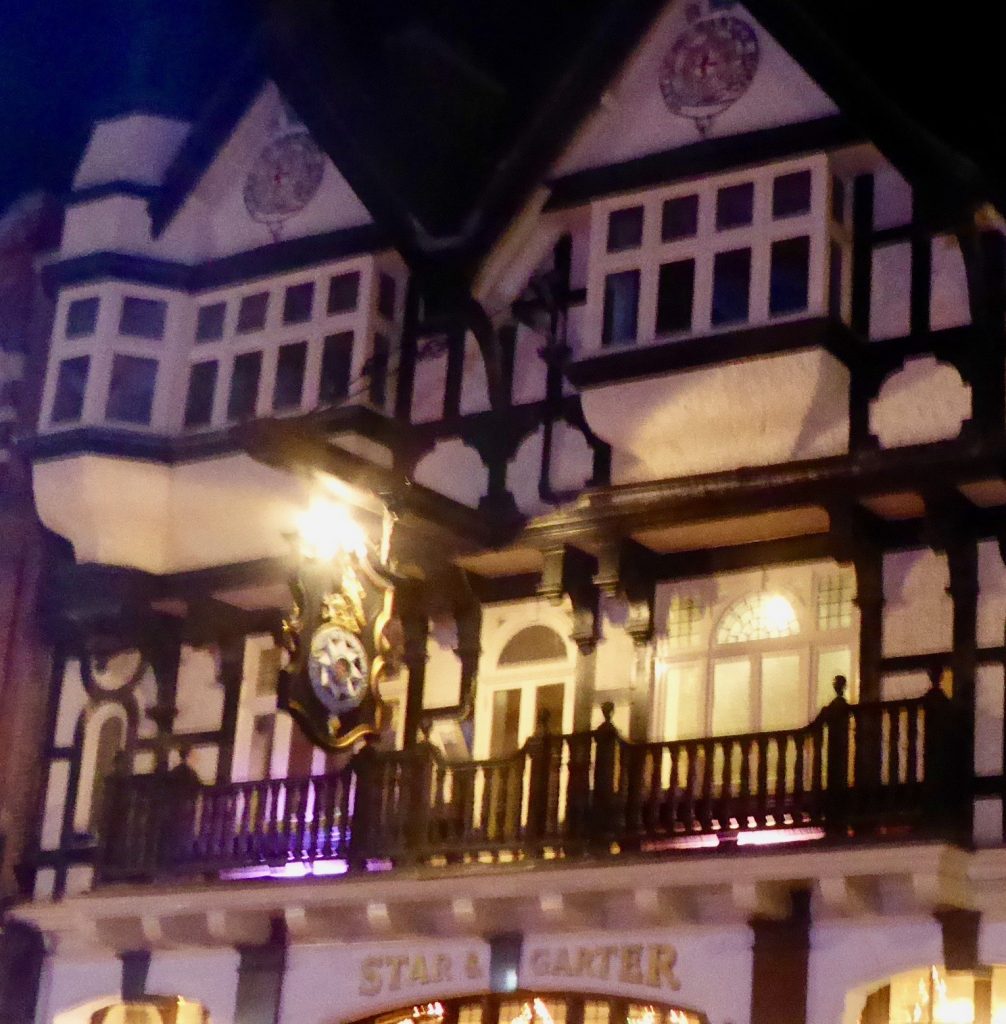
[667, 596, 702, 648]
[817, 573, 855, 630]
[716, 592, 800, 644]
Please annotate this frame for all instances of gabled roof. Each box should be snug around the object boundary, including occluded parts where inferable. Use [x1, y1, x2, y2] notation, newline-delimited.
[149, 0, 1004, 277]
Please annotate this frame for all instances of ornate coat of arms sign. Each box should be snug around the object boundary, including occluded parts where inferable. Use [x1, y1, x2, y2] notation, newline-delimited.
[279, 508, 402, 750]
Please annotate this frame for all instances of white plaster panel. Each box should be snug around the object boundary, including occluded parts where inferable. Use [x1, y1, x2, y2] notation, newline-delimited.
[55, 661, 87, 748]
[41, 760, 70, 850]
[595, 599, 640, 695]
[34, 867, 56, 901]
[73, 114, 190, 189]
[61, 196, 172, 259]
[553, 3, 837, 176]
[976, 664, 1004, 776]
[45, 957, 122, 1024]
[930, 235, 971, 331]
[508, 423, 595, 516]
[521, 926, 751, 1024]
[975, 796, 1003, 848]
[978, 540, 1006, 647]
[413, 440, 488, 508]
[64, 866, 94, 898]
[459, 334, 490, 415]
[882, 549, 953, 657]
[146, 949, 240, 1024]
[512, 325, 548, 404]
[585, 349, 848, 483]
[872, 165, 913, 231]
[869, 357, 970, 448]
[880, 672, 930, 702]
[34, 453, 311, 574]
[869, 243, 911, 339]
[808, 917, 941, 1024]
[280, 939, 490, 1024]
[175, 647, 224, 732]
[411, 348, 448, 423]
[424, 636, 462, 710]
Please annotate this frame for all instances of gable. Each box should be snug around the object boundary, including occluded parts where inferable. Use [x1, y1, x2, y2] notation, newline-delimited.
[553, 0, 838, 177]
[169, 83, 373, 260]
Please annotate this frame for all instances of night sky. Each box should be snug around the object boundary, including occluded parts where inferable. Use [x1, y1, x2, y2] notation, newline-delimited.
[1, 0, 1004, 219]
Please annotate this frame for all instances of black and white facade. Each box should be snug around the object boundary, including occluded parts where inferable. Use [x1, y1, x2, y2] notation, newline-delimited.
[12, 3, 1006, 1024]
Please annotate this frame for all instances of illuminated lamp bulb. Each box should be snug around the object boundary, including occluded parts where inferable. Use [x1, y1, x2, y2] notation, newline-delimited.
[296, 498, 367, 562]
[761, 593, 797, 634]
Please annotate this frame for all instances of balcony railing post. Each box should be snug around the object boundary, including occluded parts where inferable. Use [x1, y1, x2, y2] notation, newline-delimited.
[921, 680, 965, 835]
[592, 701, 621, 848]
[348, 736, 380, 868]
[526, 710, 554, 849]
[818, 676, 851, 835]
[404, 724, 436, 861]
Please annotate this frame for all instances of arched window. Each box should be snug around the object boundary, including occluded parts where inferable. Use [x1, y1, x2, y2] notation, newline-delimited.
[498, 625, 568, 666]
[715, 593, 800, 644]
[89, 997, 209, 1023]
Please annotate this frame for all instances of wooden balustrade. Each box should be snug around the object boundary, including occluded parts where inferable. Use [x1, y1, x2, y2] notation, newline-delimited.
[97, 687, 966, 883]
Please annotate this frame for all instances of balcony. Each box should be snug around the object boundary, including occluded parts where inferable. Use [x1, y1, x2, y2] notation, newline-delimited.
[97, 687, 965, 885]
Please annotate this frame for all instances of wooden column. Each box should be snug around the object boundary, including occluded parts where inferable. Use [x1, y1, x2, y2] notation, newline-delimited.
[120, 949, 151, 1001]
[750, 892, 811, 1024]
[235, 920, 287, 1024]
[398, 582, 429, 749]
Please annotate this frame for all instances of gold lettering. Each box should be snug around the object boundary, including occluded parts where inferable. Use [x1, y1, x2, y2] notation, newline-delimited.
[433, 954, 453, 984]
[646, 945, 681, 991]
[530, 949, 551, 976]
[410, 955, 430, 985]
[465, 952, 484, 979]
[359, 956, 383, 997]
[575, 947, 598, 978]
[598, 946, 620, 979]
[386, 955, 410, 991]
[619, 946, 644, 985]
[552, 947, 574, 976]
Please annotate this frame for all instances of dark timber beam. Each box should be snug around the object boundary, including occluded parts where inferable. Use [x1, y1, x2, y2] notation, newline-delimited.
[750, 891, 811, 1024]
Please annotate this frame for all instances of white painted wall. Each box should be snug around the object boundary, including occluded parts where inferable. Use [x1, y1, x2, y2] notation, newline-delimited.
[869, 357, 971, 448]
[881, 549, 953, 657]
[586, 348, 848, 484]
[73, 115, 190, 190]
[413, 440, 488, 508]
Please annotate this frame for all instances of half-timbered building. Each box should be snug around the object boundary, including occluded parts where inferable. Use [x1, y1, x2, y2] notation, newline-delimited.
[11, 2, 1006, 1024]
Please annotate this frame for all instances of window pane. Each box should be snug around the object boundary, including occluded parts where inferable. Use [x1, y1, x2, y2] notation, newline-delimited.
[236, 292, 269, 333]
[51, 356, 89, 422]
[377, 273, 396, 319]
[105, 354, 158, 424]
[273, 341, 307, 410]
[119, 296, 166, 339]
[607, 206, 644, 252]
[716, 182, 754, 230]
[602, 269, 639, 346]
[760, 652, 803, 731]
[667, 596, 703, 649]
[816, 648, 852, 711]
[712, 658, 752, 735]
[368, 334, 390, 407]
[817, 573, 855, 630]
[769, 235, 810, 315]
[195, 301, 226, 342]
[327, 271, 359, 314]
[490, 689, 521, 757]
[772, 170, 812, 219]
[320, 332, 353, 403]
[661, 194, 699, 242]
[656, 258, 695, 334]
[711, 248, 751, 325]
[717, 593, 800, 644]
[534, 682, 565, 735]
[66, 297, 99, 338]
[228, 351, 262, 420]
[283, 282, 314, 325]
[663, 660, 704, 740]
[183, 360, 218, 428]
